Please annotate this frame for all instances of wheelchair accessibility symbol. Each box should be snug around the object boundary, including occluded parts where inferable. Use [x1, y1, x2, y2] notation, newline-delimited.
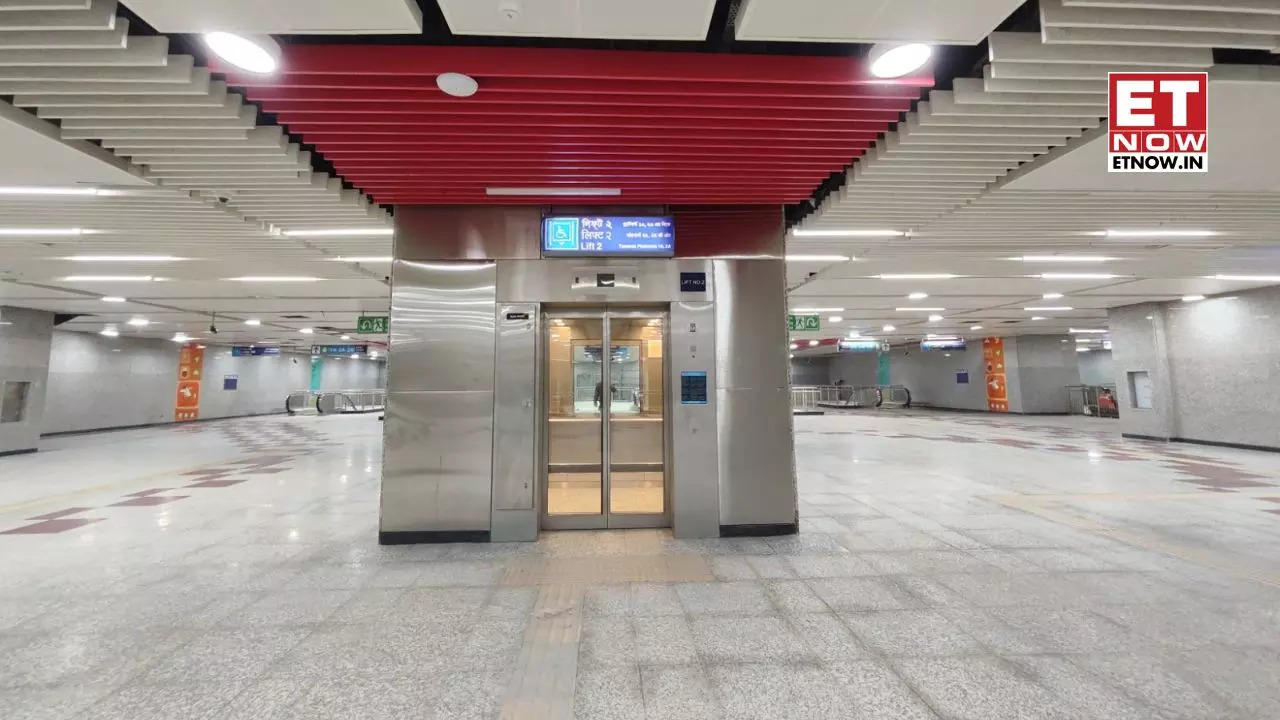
[545, 218, 580, 250]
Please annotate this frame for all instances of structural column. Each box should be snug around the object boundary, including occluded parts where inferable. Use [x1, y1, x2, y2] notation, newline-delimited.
[0, 307, 53, 455]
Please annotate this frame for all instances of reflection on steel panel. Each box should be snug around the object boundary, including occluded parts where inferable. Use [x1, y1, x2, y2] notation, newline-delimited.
[716, 387, 797, 526]
[380, 390, 494, 533]
[713, 259, 790, 390]
[493, 303, 538, 512]
[711, 260, 796, 528]
[497, 258, 716, 304]
[395, 205, 541, 261]
[387, 260, 497, 393]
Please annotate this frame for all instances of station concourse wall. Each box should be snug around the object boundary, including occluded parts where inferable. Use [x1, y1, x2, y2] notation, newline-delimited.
[1108, 285, 1280, 450]
[40, 330, 385, 435]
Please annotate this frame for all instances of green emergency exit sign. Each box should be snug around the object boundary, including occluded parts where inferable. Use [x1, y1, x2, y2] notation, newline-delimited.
[788, 315, 820, 332]
[356, 315, 389, 334]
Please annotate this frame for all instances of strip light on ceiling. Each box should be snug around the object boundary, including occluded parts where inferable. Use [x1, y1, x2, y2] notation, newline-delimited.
[878, 274, 957, 280]
[282, 229, 393, 237]
[1039, 273, 1118, 280]
[228, 277, 322, 282]
[486, 187, 621, 197]
[331, 256, 393, 262]
[0, 228, 83, 236]
[1070, 328, 1108, 334]
[1090, 230, 1218, 238]
[66, 255, 183, 262]
[1209, 274, 1280, 282]
[1023, 306, 1074, 312]
[790, 229, 904, 238]
[791, 307, 844, 313]
[895, 307, 945, 312]
[100, 296, 126, 303]
[0, 186, 100, 196]
[1018, 256, 1113, 263]
[64, 275, 156, 282]
[785, 254, 851, 262]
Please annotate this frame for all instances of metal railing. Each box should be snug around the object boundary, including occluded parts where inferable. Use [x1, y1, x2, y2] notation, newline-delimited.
[318, 389, 386, 414]
[1067, 384, 1119, 418]
[791, 385, 912, 413]
[286, 389, 387, 415]
[285, 391, 320, 415]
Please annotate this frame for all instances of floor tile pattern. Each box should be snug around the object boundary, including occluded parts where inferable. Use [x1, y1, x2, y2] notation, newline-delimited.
[1, 412, 1279, 718]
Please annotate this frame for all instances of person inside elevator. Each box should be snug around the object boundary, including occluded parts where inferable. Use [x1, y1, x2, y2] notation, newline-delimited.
[594, 380, 616, 409]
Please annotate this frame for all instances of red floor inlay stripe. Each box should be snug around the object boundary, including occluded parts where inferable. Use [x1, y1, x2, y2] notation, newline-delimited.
[110, 496, 189, 507]
[29, 507, 95, 521]
[125, 488, 174, 497]
[186, 479, 247, 488]
[1, 518, 104, 534]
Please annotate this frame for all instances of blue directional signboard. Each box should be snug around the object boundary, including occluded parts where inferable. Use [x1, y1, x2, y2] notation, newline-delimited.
[542, 216, 675, 257]
[231, 346, 281, 357]
[311, 344, 368, 356]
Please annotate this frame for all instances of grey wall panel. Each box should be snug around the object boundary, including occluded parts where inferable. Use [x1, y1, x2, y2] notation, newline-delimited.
[716, 387, 796, 526]
[200, 351, 313, 420]
[317, 357, 385, 391]
[713, 260, 790, 391]
[1161, 287, 1280, 448]
[887, 346, 989, 412]
[670, 301, 719, 538]
[1009, 335, 1080, 414]
[0, 307, 53, 454]
[828, 352, 879, 386]
[492, 303, 538, 512]
[380, 390, 494, 533]
[1077, 349, 1116, 387]
[1109, 303, 1174, 439]
[43, 331, 174, 434]
[395, 205, 541, 260]
[387, 260, 497, 393]
[789, 356, 832, 386]
[710, 261, 796, 529]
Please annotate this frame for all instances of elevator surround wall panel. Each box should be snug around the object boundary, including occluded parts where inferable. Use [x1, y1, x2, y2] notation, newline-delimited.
[381, 205, 797, 542]
[712, 259, 799, 532]
[379, 261, 497, 541]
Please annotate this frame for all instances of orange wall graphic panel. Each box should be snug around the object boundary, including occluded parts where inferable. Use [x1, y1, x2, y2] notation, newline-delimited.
[174, 345, 205, 422]
[982, 337, 1009, 413]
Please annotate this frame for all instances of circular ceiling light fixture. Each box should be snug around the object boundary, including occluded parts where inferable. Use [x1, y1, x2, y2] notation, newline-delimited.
[203, 32, 281, 75]
[437, 72, 479, 98]
[868, 43, 932, 79]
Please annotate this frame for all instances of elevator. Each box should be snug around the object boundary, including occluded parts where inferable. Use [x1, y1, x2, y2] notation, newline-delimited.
[543, 308, 669, 530]
[379, 205, 798, 544]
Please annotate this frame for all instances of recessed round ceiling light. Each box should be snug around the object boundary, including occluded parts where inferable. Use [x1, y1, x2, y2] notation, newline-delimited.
[437, 72, 479, 98]
[202, 32, 281, 75]
[869, 43, 932, 79]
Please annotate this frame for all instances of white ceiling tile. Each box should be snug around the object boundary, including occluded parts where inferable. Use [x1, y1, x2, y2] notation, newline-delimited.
[735, 0, 1025, 44]
[119, 0, 423, 34]
[436, 0, 717, 40]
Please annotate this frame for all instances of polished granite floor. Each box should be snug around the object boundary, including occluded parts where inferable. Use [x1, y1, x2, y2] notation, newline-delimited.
[2, 411, 1280, 719]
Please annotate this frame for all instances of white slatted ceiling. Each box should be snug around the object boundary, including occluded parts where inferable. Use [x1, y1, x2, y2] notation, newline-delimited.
[0, 0, 392, 345]
[794, 0, 1280, 341]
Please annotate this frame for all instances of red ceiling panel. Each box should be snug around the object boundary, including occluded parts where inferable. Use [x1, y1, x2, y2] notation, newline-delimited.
[214, 45, 931, 206]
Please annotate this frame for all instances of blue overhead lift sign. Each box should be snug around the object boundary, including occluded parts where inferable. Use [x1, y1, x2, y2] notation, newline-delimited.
[542, 216, 675, 257]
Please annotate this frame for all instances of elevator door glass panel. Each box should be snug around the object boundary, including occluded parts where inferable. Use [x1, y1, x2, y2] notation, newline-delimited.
[608, 317, 666, 515]
[546, 317, 604, 516]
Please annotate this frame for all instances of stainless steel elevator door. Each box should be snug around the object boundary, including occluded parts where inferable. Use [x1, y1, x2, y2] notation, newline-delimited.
[542, 309, 669, 530]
